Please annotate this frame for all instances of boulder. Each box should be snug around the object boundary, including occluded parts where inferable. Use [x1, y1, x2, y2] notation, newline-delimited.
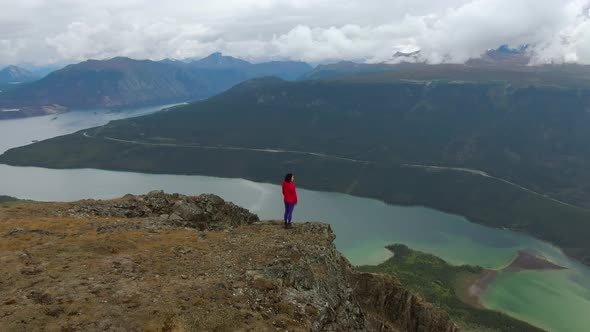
[60, 192, 259, 231]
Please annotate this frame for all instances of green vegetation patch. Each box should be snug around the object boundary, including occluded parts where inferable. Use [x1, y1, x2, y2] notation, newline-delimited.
[0, 195, 32, 206]
[0, 195, 20, 203]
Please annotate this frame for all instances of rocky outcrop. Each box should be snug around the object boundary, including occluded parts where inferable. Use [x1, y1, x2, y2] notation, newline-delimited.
[0, 193, 458, 331]
[255, 222, 458, 332]
[351, 273, 458, 332]
[58, 190, 259, 230]
[255, 222, 367, 331]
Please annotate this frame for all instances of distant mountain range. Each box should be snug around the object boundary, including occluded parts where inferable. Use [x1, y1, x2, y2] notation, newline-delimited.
[188, 52, 311, 80]
[189, 52, 251, 69]
[2, 46, 588, 119]
[0, 65, 36, 84]
[303, 60, 590, 88]
[304, 45, 535, 80]
[0, 53, 312, 119]
[300, 61, 394, 80]
[23, 64, 67, 79]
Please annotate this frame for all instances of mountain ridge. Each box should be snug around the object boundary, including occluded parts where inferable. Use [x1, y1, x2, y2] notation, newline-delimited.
[304, 61, 590, 87]
[0, 65, 36, 85]
[0, 54, 312, 119]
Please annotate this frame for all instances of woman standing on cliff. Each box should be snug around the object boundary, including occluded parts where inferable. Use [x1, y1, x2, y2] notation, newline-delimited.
[282, 173, 298, 229]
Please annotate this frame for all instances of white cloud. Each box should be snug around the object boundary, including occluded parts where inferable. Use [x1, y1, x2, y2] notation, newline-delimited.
[0, 0, 589, 66]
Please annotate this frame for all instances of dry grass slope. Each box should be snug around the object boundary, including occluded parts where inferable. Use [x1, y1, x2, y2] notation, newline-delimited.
[0, 193, 457, 332]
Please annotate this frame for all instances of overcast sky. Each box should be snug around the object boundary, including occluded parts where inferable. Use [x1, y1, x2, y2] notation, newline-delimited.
[0, 0, 589, 67]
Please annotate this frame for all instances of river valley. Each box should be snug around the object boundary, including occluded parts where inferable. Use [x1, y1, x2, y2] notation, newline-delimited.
[1, 107, 589, 331]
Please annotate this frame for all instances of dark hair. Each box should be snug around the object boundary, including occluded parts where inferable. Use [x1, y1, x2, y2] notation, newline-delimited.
[284, 173, 293, 182]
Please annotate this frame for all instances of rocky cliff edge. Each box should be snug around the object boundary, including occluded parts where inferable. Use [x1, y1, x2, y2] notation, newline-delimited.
[0, 191, 458, 332]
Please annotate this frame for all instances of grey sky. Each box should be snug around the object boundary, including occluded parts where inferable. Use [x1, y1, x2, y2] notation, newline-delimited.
[0, 0, 589, 66]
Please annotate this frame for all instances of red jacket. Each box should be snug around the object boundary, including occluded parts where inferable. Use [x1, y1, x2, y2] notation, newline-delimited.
[282, 181, 298, 204]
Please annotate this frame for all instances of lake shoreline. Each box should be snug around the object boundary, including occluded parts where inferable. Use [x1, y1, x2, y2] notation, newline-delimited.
[463, 250, 567, 305]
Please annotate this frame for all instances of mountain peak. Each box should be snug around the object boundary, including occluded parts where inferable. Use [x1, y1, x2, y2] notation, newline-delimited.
[108, 56, 136, 62]
[2, 65, 31, 74]
[57, 57, 157, 73]
[208, 52, 223, 58]
[0, 65, 35, 84]
[192, 52, 251, 68]
[467, 44, 531, 66]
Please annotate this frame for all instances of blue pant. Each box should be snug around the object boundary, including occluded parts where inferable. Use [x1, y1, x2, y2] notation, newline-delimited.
[284, 202, 295, 223]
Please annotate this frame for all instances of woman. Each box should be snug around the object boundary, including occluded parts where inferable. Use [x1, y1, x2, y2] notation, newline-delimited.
[282, 173, 298, 228]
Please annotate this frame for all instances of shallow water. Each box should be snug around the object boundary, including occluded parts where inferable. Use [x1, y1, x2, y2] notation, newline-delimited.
[483, 270, 590, 332]
[0, 108, 589, 331]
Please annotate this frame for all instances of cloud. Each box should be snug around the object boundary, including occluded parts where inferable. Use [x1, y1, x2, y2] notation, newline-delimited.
[0, 0, 589, 66]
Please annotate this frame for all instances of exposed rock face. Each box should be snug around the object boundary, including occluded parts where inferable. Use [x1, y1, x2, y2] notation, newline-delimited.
[0, 193, 458, 331]
[58, 191, 259, 230]
[351, 273, 459, 332]
[256, 222, 367, 331]
[255, 222, 457, 332]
